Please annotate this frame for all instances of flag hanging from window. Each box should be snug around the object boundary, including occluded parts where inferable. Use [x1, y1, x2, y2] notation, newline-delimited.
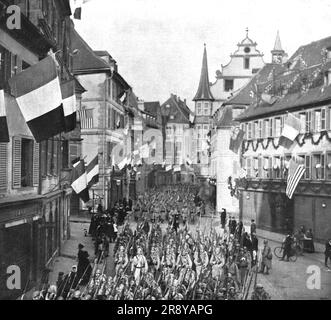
[87, 155, 99, 188]
[229, 127, 245, 154]
[279, 113, 301, 149]
[71, 159, 90, 203]
[61, 80, 76, 132]
[286, 159, 305, 199]
[8, 56, 65, 142]
[0, 90, 9, 143]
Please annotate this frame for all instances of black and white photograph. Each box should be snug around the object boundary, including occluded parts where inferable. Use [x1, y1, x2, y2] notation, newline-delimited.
[0, 0, 331, 304]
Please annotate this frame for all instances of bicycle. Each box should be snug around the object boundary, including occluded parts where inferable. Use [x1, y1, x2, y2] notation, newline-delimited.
[273, 244, 299, 262]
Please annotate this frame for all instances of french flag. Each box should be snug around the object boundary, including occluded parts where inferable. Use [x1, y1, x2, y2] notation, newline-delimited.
[0, 90, 9, 143]
[71, 159, 90, 203]
[8, 56, 65, 143]
[61, 80, 77, 132]
[279, 113, 301, 149]
[87, 155, 99, 188]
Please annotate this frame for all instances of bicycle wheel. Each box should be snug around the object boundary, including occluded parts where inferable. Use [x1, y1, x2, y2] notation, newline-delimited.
[274, 247, 283, 259]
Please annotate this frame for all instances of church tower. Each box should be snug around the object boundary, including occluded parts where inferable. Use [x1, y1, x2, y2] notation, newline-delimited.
[193, 44, 214, 178]
[271, 31, 287, 64]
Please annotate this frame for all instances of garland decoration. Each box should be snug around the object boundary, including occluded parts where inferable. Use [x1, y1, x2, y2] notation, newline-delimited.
[242, 130, 331, 153]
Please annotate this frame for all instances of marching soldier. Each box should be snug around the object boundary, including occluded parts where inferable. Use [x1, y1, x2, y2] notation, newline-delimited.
[115, 245, 129, 276]
[131, 246, 148, 285]
[210, 246, 225, 279]
[194, 243, 209, 279]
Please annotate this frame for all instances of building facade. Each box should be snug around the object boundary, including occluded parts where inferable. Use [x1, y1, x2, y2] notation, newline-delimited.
[210, 32, 286, 216]
[236, 35, 331, 242]
[0, 0, 79, 299]
[161, 94, 194, 184]
[72, 28, 134, 210]
[210, 29, 265, 113]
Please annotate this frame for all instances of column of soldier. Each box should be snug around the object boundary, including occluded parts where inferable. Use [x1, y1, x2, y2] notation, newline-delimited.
[31, 185, 271, 300]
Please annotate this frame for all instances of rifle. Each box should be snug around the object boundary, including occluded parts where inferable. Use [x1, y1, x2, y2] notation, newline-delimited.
[20, 278, 30, 300]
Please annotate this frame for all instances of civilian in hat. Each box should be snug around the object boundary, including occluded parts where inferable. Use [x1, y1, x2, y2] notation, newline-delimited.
[325, 239, 331, 269]
[77, 244, 92, 286]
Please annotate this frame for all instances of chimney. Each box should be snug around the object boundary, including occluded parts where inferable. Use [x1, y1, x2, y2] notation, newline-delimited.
[184, 99, 187, 105]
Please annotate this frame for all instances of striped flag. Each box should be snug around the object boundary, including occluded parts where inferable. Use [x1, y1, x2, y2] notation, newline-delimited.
[79, 108, 93, 129]
[286, 159, 305, 199]
[87, 155, 99, 188]
[61, 80, 76, 132]
[279, 113, 301, 149]
[8, 56, 65, 142]
[71, 159, 90, 203]
[0, 90, 9, 142]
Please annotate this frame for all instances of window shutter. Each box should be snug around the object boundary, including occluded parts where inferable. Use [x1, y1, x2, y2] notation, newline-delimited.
[0, 143, 8, 190]
[12, 137, 22, 189]
[33, 142, 40, 187]
[53, 140, 58, 175]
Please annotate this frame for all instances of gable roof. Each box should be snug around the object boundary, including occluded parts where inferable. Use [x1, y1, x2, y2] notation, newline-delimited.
[231, 35, 331, 121]
[144, 102, 161, 117]
[161, 95, 190, 124]
[193, 45, 214, 101]
[71, 24, 110, 74]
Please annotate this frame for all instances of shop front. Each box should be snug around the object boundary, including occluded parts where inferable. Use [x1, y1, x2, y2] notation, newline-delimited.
[0, 196, 43, 300]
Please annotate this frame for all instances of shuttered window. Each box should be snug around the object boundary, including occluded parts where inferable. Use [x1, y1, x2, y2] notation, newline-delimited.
[47, 139, 53, 175]
[53, 140, 58, 175]
[69, 144, 78, 167]
[0, 143, 8, 190]
[40, 140, 47, 177]
[33, 142, 39, 187]
[12, 137, 22, 189]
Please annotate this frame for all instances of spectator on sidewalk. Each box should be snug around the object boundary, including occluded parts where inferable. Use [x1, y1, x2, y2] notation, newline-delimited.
[250, 219, 257, 235]
[251, 233, 259, 265]
[280, 234, 293, 262]
[221, 209, 227, 229]
[260, 240, 272, 275]
[77, 244, 92, 286]
[325, 239, 331, 269]
[304, 229, 315, 253]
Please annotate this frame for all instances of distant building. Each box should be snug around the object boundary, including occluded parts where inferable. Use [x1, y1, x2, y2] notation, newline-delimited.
[210, 29, 265, 114]
[236, 35, 331, 242]
[210, 31, 286, 216]
[161, 94, 194, 184]
[193, 45, 214, 180]
[72, 28, 133, 209]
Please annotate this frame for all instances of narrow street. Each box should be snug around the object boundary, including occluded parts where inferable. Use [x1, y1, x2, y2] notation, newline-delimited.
[36, 212, 331, 301]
